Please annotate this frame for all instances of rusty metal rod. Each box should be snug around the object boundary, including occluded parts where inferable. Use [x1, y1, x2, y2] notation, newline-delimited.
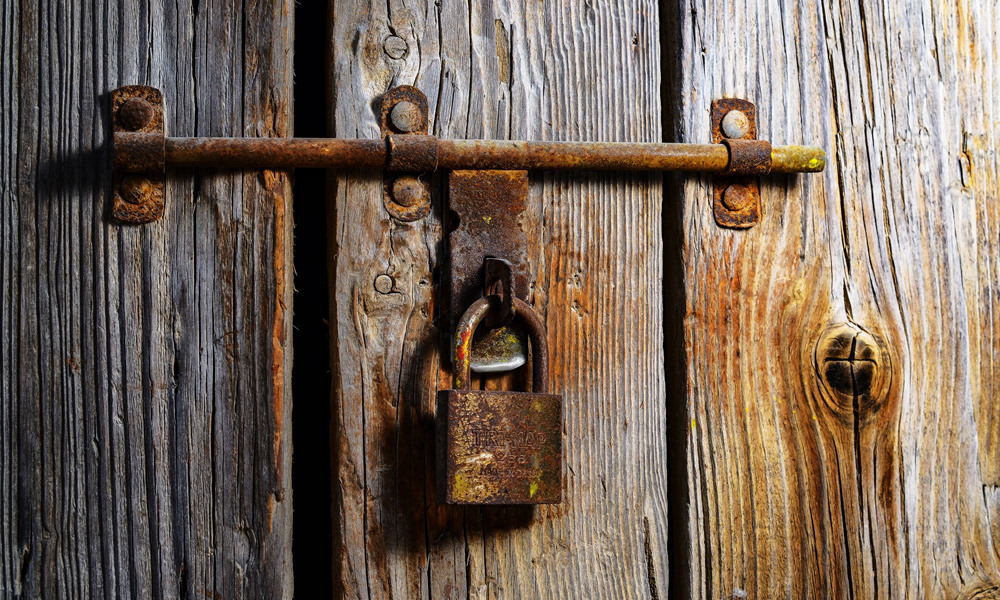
[437, 140, 729, 171]
[159, 136, 825, 173]
[165, 137, 387, 169]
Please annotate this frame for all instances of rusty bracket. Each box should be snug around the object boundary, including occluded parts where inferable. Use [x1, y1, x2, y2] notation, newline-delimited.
[447, 170, 531, 373]
[379, 86, 433, 222]
[111, 86, 165, 224]
[711, 98, 770, 229]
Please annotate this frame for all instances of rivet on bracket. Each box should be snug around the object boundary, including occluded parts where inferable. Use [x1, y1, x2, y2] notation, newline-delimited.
[380, 86, 432, 222]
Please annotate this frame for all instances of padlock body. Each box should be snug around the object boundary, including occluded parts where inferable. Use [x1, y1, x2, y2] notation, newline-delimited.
[437, 389, 562, 504]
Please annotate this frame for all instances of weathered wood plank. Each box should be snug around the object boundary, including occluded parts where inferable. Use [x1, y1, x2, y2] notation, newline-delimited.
[0, 1, 293, 597]
[329, 0, 669, 597]
[666, 0, 1000, 597]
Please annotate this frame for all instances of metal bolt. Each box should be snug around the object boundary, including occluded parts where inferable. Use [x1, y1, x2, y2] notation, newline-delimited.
[391, 176, 429, 207]
[721, 184, 752, 211]
[816, 324, 883, 398]
[119, 175, 153, 205]
[119, 97, 154, 131]
[383, 35, 408, 59]
[390, 101, 422, 133]
[721, 109, 750, 139]
[374, 274, 395, 294]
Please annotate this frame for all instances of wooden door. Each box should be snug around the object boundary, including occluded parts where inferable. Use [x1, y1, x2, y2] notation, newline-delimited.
[671, 2, 1000, 598]
[4, 1, 1000, 599]
[1, 2, 293, 598]
[328, 1, 1000, 599]
[328, 0, 670, 597]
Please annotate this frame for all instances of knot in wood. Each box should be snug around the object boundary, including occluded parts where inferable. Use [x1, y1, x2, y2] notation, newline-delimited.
[958, 583, 1000, 600]
[383, 35, 408, 59]
[815, 323, 891, 417]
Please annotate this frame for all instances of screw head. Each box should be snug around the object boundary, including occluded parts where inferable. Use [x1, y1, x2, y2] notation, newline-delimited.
[391, 176, 429, 208]
[374, 274, 395, 294]
[721, 109, 750, 139]
[721, 184, 752, 211]
[390, 101, 422, 133]
[119, 175, 154, 205]
[119, 97, 154, 131]
[383, 35, 408, 59]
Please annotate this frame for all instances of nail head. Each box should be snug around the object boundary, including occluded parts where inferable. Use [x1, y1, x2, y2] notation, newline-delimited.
[120, 175, 154, 205]
[721, 184, 752, 211]
[721, 109, 750, 139]
[390, 100, 422, 133]
[374, 274, 395, 294]
[119, 97, 154, 131]
[391, 176, 429, 208]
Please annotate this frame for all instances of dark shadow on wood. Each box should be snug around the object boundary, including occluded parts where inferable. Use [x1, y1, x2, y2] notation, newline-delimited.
[292, 0, 333, 596]
[660, 0, 692, 597]
[33, 92, 109, 218]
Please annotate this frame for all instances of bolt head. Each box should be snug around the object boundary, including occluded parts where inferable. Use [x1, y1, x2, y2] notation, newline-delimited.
[374, 274, 395, 294]
[119, 175, 154, 205]
[391, 176, 429, 208]
[721, 109, 750, 139]
[383, 35, 408, 59]
[119, 97, 154, 131]
[721, 184, 752, 211]
[390, 101, 422, 133]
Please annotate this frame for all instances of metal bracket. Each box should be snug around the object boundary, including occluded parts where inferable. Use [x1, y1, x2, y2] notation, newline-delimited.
[379, 86, 433, 222]
[447, 170, 531, 372]
[111, 86, 165, 224]
[711, 98, 769, 229]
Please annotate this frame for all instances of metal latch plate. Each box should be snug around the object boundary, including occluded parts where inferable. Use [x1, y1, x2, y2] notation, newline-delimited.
[711, 98, 765, 228]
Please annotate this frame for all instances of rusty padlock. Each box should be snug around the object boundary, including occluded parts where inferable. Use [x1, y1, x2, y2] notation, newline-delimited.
[437, 296, 562, 504]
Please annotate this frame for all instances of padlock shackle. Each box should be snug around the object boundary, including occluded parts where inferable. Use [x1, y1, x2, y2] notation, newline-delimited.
[454, 296, 549, 393]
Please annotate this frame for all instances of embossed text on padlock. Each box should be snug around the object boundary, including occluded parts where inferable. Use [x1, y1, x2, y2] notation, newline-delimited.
[436, 297, 563, 505]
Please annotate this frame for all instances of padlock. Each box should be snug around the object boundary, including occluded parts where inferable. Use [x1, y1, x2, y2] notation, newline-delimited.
[437, 296, 563, 504]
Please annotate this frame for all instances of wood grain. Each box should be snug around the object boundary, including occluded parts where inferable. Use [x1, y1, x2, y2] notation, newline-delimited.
[0, 1, 293, 597]
[328, 0, 669, 597]
[665, 0, 1000, 597]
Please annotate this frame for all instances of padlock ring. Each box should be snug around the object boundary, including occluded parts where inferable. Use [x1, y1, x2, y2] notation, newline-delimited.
[454, 296, 549, 393]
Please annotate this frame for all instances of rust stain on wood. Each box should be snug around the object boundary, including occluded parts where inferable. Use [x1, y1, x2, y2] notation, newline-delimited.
[269, 167, 289, 510]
